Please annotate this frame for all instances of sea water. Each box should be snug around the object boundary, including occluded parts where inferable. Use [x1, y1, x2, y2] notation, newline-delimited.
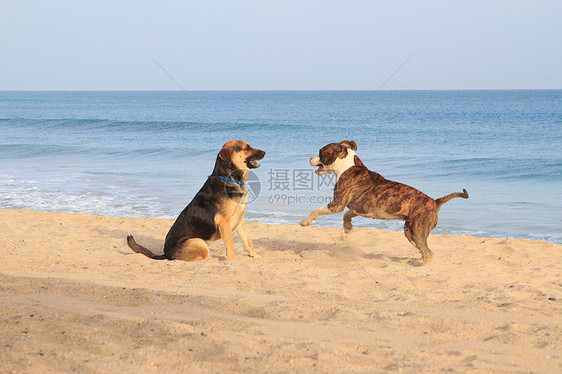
[1, 90, 561, 243]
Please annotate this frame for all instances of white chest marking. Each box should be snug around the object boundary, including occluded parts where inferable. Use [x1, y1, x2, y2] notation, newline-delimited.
[335, 150, 356, 181]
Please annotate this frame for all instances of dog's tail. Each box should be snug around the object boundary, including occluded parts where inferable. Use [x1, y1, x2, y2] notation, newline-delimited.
[435, 189, 469, 208]
[126, 235, 166, 260]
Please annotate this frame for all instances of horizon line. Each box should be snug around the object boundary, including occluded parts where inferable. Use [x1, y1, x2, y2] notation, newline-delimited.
[1, 88, 561, 93]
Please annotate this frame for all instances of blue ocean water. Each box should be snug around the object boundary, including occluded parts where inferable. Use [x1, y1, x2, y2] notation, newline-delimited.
[1, 90, 561, 243]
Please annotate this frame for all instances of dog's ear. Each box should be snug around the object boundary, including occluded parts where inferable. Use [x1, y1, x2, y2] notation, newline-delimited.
[218, 146, 232, 162]
[340, 140, 357, 151]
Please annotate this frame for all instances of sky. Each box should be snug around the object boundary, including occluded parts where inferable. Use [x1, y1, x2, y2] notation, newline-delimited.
[1, 0, 561, 90]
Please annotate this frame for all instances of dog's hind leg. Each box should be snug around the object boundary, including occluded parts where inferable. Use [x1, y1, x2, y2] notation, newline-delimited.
[414, 235, 434, 264]
[343, 210, 358, 233]
[405, 218, 435, 264]
[171, 238, 209, 261]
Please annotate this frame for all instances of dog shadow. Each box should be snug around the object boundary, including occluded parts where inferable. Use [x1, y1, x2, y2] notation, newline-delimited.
[254, 237, 329, 254]
[254, 236, 419, 266]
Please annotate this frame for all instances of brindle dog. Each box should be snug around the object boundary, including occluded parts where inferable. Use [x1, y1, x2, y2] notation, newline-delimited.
[127, 140, 265, 261]
[300, 140, 468, 264]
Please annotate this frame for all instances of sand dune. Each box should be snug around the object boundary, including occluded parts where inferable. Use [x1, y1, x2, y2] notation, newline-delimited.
[1, 209, 560, 373]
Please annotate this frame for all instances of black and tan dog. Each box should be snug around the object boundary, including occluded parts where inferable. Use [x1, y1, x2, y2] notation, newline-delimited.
[300, 140, 468, 264]
[127, 140, 265, 261]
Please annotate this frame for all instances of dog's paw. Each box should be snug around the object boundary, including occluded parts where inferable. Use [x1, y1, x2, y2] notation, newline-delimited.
[421, 254, 434, 265]
[300, 219, 313, 227]
[248, 251, 261, 258]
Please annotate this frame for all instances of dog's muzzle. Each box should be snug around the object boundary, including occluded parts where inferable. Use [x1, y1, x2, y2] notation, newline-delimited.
[310, 156, 327, 175]
[246, 150, 266, 169]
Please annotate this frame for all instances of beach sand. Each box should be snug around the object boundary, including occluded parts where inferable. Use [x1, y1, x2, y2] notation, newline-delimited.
[0, 209, 560, 373]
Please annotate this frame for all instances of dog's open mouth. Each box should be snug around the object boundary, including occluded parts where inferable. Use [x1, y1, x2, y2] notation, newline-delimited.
[245, 150, 265, 169]
[315, 163, 325, 174]
[247, 159, 260, 168]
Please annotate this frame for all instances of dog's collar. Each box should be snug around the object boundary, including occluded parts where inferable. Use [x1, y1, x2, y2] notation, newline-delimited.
[214, 175, 244, 186]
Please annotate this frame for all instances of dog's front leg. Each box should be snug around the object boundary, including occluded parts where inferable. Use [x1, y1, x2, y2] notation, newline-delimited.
[343, 210, 358, 233]
[237, 222, 259, 258]
[300, 204, 343, 226]
[218, 218, 236, 260]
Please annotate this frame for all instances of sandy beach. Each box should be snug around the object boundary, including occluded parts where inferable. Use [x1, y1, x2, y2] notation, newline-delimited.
[0, 209, 560, 373]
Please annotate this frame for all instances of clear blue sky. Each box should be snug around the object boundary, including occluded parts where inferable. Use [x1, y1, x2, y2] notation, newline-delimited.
[1, 0, 561, 90]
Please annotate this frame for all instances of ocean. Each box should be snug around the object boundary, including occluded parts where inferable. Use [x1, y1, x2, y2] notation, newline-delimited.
[1, 90, 561, 244]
